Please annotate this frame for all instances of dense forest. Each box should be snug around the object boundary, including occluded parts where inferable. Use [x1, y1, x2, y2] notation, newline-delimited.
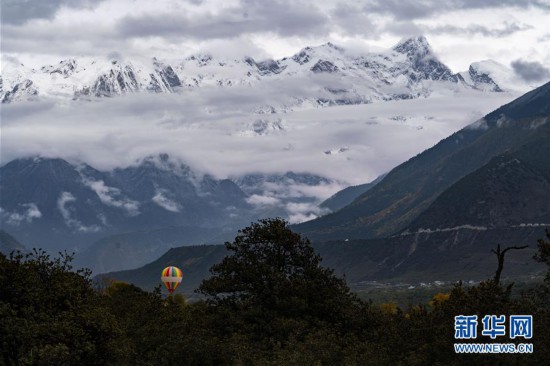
[1, 219, 549, 365]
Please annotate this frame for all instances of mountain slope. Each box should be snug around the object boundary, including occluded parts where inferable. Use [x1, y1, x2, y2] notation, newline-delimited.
[103, 143, 550, 290]
[0, 155, 252, 251]
[75, 226, 222, 274]
[0, 152, 344, 272]
[97, 245, 228, 296]
[320, 174, 386, 212]
[100, 119, 550, 290]
[100, 225, 547, 295]
[99, 82, 550, 290]
[295, 81, 550, 240]
[406, 138, 550, 232]
[0, 231, 26, 255]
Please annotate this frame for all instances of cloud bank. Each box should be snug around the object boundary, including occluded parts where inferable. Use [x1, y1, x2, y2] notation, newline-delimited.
[0, 86, 515, 188]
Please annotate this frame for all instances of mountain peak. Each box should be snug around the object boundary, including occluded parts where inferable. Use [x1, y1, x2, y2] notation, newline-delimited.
[186, 53, 213, 66]
[393, 36, 432, 58]
[40, 59, 77, 77]
[1, 37, 514, 104]
[290, 42, 345, 65]
[321, 42, 344, 52]
[135, 153, 192, 177]
[5, 156, 72, 169]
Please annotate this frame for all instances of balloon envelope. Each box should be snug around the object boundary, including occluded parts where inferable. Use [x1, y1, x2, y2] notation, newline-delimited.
[161, 266, 183, 294]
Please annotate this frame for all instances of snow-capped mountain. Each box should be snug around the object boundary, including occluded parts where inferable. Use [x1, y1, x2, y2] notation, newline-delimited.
[0, 155, 249, 248]
[457, 60, 511, 92]
[0, 56, 184, 102]
[1, 36, 519, 107]
[0, 154, 339, 253]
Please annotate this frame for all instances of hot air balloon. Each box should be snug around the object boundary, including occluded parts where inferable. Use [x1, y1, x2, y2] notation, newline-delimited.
[161, 266, 183, 294]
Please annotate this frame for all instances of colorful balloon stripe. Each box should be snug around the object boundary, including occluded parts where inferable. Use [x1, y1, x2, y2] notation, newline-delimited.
[161, 266, 183, 294]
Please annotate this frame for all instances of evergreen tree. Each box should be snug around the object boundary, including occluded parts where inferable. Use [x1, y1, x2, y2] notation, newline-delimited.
[198, 218, 360, 325]
[0, 250, 125, 365]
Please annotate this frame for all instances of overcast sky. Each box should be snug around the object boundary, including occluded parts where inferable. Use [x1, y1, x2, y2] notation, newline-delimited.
[2, 0, 550, 73]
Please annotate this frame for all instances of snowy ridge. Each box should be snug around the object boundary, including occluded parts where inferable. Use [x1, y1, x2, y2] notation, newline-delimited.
[1, 36, 521, 107]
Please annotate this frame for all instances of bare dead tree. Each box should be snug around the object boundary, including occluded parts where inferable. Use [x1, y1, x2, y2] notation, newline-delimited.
[491, 244, 528, 285]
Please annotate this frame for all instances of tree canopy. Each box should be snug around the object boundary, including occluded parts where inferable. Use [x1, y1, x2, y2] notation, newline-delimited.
[198, 218, 359, 324]
[1, 224, 549, 365]
[0, 250, 124, 365]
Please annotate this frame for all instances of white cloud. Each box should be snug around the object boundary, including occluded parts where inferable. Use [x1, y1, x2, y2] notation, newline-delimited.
[285, 182, 347, 201]
[1, 203, 42, 225]
[465, 118, 489, 131]
[152, 189, 181, 212]
[246, 194, 281, 207]
[81, 177, 140, 215]
[288, 212, 319, 224]
[285, 202, 330, 224]
[57, 192, 76, 221]
[56, 191, 101, 232]
[1, 90, 516, 187]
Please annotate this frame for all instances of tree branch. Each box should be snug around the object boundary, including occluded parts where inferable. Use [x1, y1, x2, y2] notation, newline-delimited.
[493, 244, 528, 285]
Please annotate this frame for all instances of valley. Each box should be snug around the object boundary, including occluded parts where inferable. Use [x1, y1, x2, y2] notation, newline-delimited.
[1, 37, 548, 297]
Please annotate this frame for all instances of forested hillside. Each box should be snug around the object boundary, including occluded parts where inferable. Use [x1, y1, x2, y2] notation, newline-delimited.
[2, 220, 549, 365]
